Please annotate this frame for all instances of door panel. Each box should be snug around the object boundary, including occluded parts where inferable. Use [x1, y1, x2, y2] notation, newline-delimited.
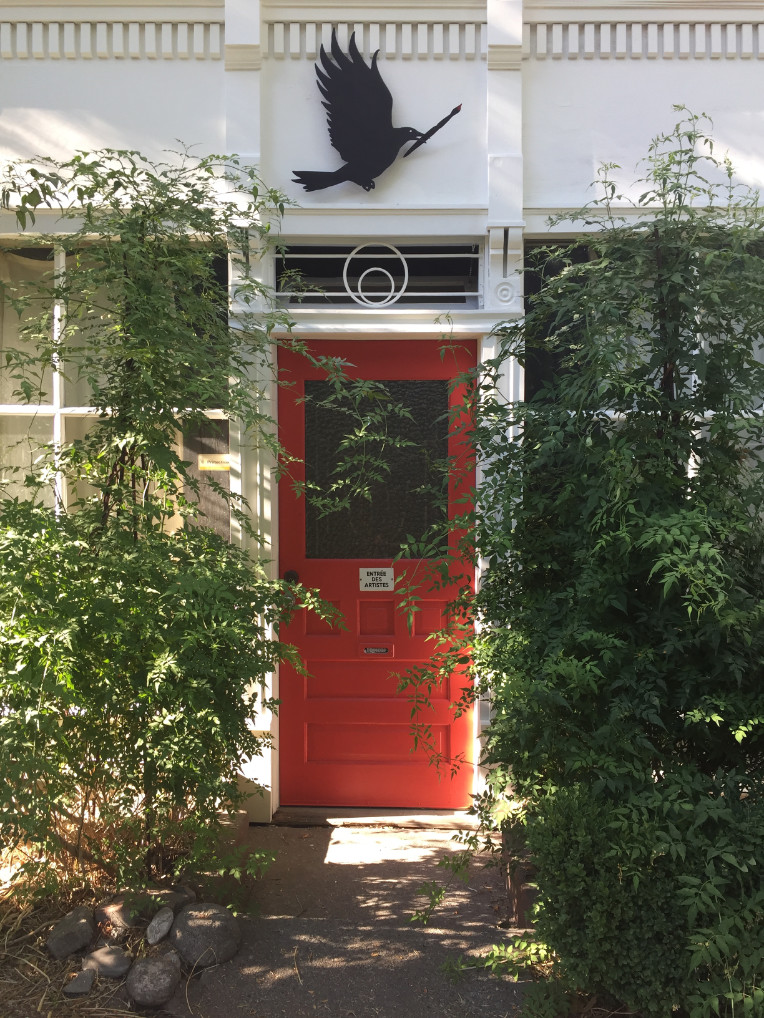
[278, 340, 475, 808]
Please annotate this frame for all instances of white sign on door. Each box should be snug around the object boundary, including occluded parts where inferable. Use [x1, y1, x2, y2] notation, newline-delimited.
[359, 567, 394, 591]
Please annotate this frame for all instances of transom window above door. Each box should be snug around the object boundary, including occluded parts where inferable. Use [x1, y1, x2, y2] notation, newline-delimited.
[275, 243, 481, 309]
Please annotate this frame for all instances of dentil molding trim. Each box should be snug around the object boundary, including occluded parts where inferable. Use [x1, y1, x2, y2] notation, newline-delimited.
[525, 20, 764, 58]
[526, 0, 764, 17]
[0, 20, 222, 59]
[264, 21, 486, 59]
[0, 1, 221, 7]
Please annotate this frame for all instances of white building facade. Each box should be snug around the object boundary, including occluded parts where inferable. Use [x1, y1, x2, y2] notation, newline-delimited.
[1, 0, 763, 819]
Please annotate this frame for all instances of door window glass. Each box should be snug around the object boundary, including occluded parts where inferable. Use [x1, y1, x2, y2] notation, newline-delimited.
[304, 379, 448, 559]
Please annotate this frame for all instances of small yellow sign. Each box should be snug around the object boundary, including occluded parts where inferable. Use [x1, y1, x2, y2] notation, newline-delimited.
[198, 454, 232, 472]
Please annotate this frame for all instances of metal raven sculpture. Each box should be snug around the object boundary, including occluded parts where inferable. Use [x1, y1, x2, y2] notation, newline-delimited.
[292, 32, 461, 193]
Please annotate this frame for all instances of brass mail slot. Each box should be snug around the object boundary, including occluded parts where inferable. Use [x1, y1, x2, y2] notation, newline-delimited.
[360, 644, 394, 657]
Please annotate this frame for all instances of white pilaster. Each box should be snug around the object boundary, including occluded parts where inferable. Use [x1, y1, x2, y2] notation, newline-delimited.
[486, 0, 524, 317]
[224, 0, 274, 822]
[224, 0, 261, 160]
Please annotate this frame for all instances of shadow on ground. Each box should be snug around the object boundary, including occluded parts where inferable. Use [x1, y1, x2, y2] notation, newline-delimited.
[166, 822, 525, 1018]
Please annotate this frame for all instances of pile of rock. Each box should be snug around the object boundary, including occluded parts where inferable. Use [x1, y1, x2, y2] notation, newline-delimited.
[47, 886, 242, 1009]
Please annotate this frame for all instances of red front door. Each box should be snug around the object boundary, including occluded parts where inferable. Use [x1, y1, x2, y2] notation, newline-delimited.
[278, 339, 475, 808]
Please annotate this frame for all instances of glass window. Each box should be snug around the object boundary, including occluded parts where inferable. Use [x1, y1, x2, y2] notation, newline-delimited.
[0, 415, 55, 505]
[0, 248, 55, 405]
[183, 421, 231, 541]
[304, 379, 448, 559]
[0, 245, 233, 536]
[277, 244, 480, 308]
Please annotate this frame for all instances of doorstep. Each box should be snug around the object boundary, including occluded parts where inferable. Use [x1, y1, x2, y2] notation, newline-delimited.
[263, 806, 480, 830]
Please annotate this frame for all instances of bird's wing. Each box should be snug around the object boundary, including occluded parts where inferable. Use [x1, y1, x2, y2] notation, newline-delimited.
[315, 32, 395, 163]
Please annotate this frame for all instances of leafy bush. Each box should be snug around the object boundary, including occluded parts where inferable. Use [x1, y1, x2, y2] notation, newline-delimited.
[465, 112, 764, 1016]
[0, 502, 294, 890]
[524, 777, 764, 1017]
[527, 785, 691, 1016]
[0, 150, 308, 892]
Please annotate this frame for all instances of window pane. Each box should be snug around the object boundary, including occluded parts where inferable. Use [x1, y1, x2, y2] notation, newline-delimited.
[277, 245, 480, 308]
[60, 248, 126, 409]
[0, 415, 55, 504]
[62, 415, 98, 508]
[523, 244, 591, 402]
[183, 421, 231, 541]
[0, 249, 55, 404]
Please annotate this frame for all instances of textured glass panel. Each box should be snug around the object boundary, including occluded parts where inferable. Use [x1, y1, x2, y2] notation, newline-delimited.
[305, 379, 448, 559]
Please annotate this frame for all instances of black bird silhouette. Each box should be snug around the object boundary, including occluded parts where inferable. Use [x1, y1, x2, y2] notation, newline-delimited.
[292, 32, 460, 193]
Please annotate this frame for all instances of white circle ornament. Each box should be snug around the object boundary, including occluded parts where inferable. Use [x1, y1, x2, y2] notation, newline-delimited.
[495, 281, 515, 304]
[343, 244, 409, 307]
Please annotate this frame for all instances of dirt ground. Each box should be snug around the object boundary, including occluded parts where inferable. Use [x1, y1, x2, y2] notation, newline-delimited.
[164, 818, 526, 1018]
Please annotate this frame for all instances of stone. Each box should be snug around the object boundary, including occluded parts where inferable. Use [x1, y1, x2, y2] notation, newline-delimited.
[82, 944, 133, 978]
[46, 906, 95, 960]
[146, 884, 197, 914]
[126, 955, 182, 1008]
[146, 906, 175, 945]
[63, 968, 96, 998]
[170, 902, 241, 969]
[159, 946, 182, 969]
[94, 894, 149, 936]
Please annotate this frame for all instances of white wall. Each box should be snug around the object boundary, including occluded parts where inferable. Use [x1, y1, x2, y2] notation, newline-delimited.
[0, 60, 224, 162]
[522, 20, 764, 216]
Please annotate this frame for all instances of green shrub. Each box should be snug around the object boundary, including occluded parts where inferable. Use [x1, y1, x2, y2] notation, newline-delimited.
[457, 111, 764, 1016]
[0, 150, 305, 893]
[0, 150, 410, 895]
[527, 785, 687, 1016]
[524, 777, 764, 1017]
[0, 501, 293, 890]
